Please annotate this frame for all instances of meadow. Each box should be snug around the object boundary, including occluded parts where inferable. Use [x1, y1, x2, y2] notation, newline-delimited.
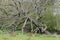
[0, 30, 60, 40]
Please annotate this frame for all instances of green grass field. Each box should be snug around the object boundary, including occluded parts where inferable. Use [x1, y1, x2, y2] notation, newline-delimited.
[0, 33, 60, 40]
[0, 30, 60, 40]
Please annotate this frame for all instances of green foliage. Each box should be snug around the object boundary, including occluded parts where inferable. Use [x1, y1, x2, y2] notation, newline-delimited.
[42, 12, 56, 32]
[55, 14, 60, 30]
[41, 6, 60, 32]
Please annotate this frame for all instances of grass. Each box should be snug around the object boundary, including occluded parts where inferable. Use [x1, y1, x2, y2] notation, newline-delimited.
[0, 33, 60, 40]
[0, 30, 60, 40]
